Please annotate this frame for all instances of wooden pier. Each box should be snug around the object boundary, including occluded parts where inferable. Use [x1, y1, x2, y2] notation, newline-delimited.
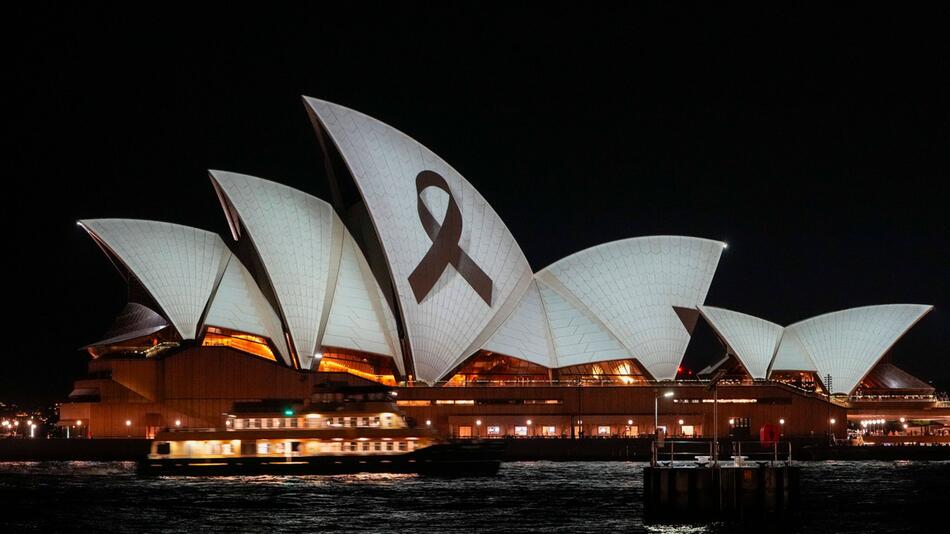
[643, 440, 800, 520]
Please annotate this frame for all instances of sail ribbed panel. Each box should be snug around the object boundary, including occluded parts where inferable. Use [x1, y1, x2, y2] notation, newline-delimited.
[209, 170, 343, 370]
[305, 97, 534, 383]
[323, 232, 405, 375]
[699, 306, 783, 379]
[538, 236, 725, 380]
[482, 280, 556, 368]
[204, 256, 292, 365]
[782, 304, 932, 394]
[80, 219, 229, 340]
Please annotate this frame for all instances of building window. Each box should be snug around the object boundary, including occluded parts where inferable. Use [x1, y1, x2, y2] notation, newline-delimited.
[458, 425, 472, 438]
[682, 425, 694, 437]
[514, 426, 528, 436]
[487, 425, 502, 435]
[256, 442, 269, 454]
[598, 426, 611, 436]
[541, 426, 556, 436]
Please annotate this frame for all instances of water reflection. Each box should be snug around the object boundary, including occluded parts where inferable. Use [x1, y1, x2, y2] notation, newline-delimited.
[0, 460, 947, 532]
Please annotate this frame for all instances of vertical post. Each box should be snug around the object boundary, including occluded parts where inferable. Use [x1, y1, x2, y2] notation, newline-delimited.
[713, 385, 718, 464]
[670, 441, 674, 465]
[654, 393, 659, 434]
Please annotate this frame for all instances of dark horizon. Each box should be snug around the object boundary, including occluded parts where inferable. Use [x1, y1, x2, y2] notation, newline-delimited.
[5, 5, 948, 404]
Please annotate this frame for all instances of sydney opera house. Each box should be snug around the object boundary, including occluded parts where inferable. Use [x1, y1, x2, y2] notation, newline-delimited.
[61, 98, 946, 441]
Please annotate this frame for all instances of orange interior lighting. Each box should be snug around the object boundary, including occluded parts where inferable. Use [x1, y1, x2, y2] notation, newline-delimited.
[202, 327, 277, 362]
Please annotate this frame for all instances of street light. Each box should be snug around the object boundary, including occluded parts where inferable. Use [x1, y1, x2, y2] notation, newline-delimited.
[425, 420, 432, 426]
[175, 419, 181, 427]
[125, 420, 132, 427]
[779, 418, 785, 425]
[654, 391, 674, 435]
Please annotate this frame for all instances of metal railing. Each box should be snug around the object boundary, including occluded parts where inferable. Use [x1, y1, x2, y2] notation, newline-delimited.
[651, 440, 792, 467]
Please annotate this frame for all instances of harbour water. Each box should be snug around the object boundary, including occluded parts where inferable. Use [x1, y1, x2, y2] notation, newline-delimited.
[1, 460, 948, 532]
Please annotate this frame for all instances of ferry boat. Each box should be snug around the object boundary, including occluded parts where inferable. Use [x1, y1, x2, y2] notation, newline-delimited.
[138, 383, 504, 476]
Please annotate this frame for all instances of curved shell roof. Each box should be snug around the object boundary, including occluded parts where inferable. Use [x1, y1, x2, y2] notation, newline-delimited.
[781, 304, 932, 394]
[210, 170, 403, 372]
[537, 236, 725, 380]
[305, 97, 534, 383]
[79, 219, 230, 340]
[698, 306, 783, 379]
[482, 280, 557, 368]
[203, 255, 292, 366]
[209, 170, 344, 370]
[322, 231, 405, 375]
[702, 304, 934, 394]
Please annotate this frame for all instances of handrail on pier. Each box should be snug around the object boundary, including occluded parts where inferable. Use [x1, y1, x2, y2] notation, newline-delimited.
[651, 439, 792, 468]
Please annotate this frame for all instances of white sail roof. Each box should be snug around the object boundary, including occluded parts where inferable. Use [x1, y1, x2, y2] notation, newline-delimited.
[482, 280, 556, 368]
[203, 255, 292, 365]
[536, 279, 634, 368]
[305, 97, 534, 383]
[79, 219, 230, 340]
[323, 232, 405, 374]
[209, 170, 344, 370]
[781, 304, 932, 394]
[769, 330, 818, 373]
[698, 306, 784, 379]
[537, 236, 725, 380]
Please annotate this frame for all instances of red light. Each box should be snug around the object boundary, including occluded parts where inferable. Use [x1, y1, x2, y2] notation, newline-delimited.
[677, 366, 683, 373]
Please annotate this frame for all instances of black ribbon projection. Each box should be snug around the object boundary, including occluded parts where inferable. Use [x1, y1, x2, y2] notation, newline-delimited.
[408, 170, 493, 306]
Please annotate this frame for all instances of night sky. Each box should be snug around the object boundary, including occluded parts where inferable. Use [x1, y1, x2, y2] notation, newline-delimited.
[6, 4, 948, 403]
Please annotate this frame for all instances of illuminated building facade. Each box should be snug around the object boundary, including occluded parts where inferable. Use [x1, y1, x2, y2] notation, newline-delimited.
[61, 98, 947, 439]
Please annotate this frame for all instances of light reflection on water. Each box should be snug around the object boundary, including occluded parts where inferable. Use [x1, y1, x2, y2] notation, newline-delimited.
[0, 460, 948, 533]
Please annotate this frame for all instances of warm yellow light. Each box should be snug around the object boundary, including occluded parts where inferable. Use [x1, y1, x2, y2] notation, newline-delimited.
[76, 420, 83, 427]
[663, 391, 674, 398]
[475, 419, 482, 426]
[425, 420, 431, 426]
[125, 420, 132, 426]
[779, 419, 785, 425]
[678, 419, 684, 425]
[202, 329, 277, 361]
[175, 419, 181, 427]
[899, 417, 905, 423]
[526, 419, 532, 425]
[317, 358, 396, 386]
[627, 419, 634, 425]
[903, 423, 908, 429]
[728, 418, 735, 425]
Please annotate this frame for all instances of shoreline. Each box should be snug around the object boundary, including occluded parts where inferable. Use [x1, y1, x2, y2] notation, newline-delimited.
[1, 437, 949, 463]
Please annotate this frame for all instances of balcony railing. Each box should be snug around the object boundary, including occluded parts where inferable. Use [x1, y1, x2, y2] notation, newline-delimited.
[650, 439, 793, 467]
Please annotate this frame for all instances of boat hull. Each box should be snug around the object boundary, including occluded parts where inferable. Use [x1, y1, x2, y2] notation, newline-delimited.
[137, 440, 505, 477]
